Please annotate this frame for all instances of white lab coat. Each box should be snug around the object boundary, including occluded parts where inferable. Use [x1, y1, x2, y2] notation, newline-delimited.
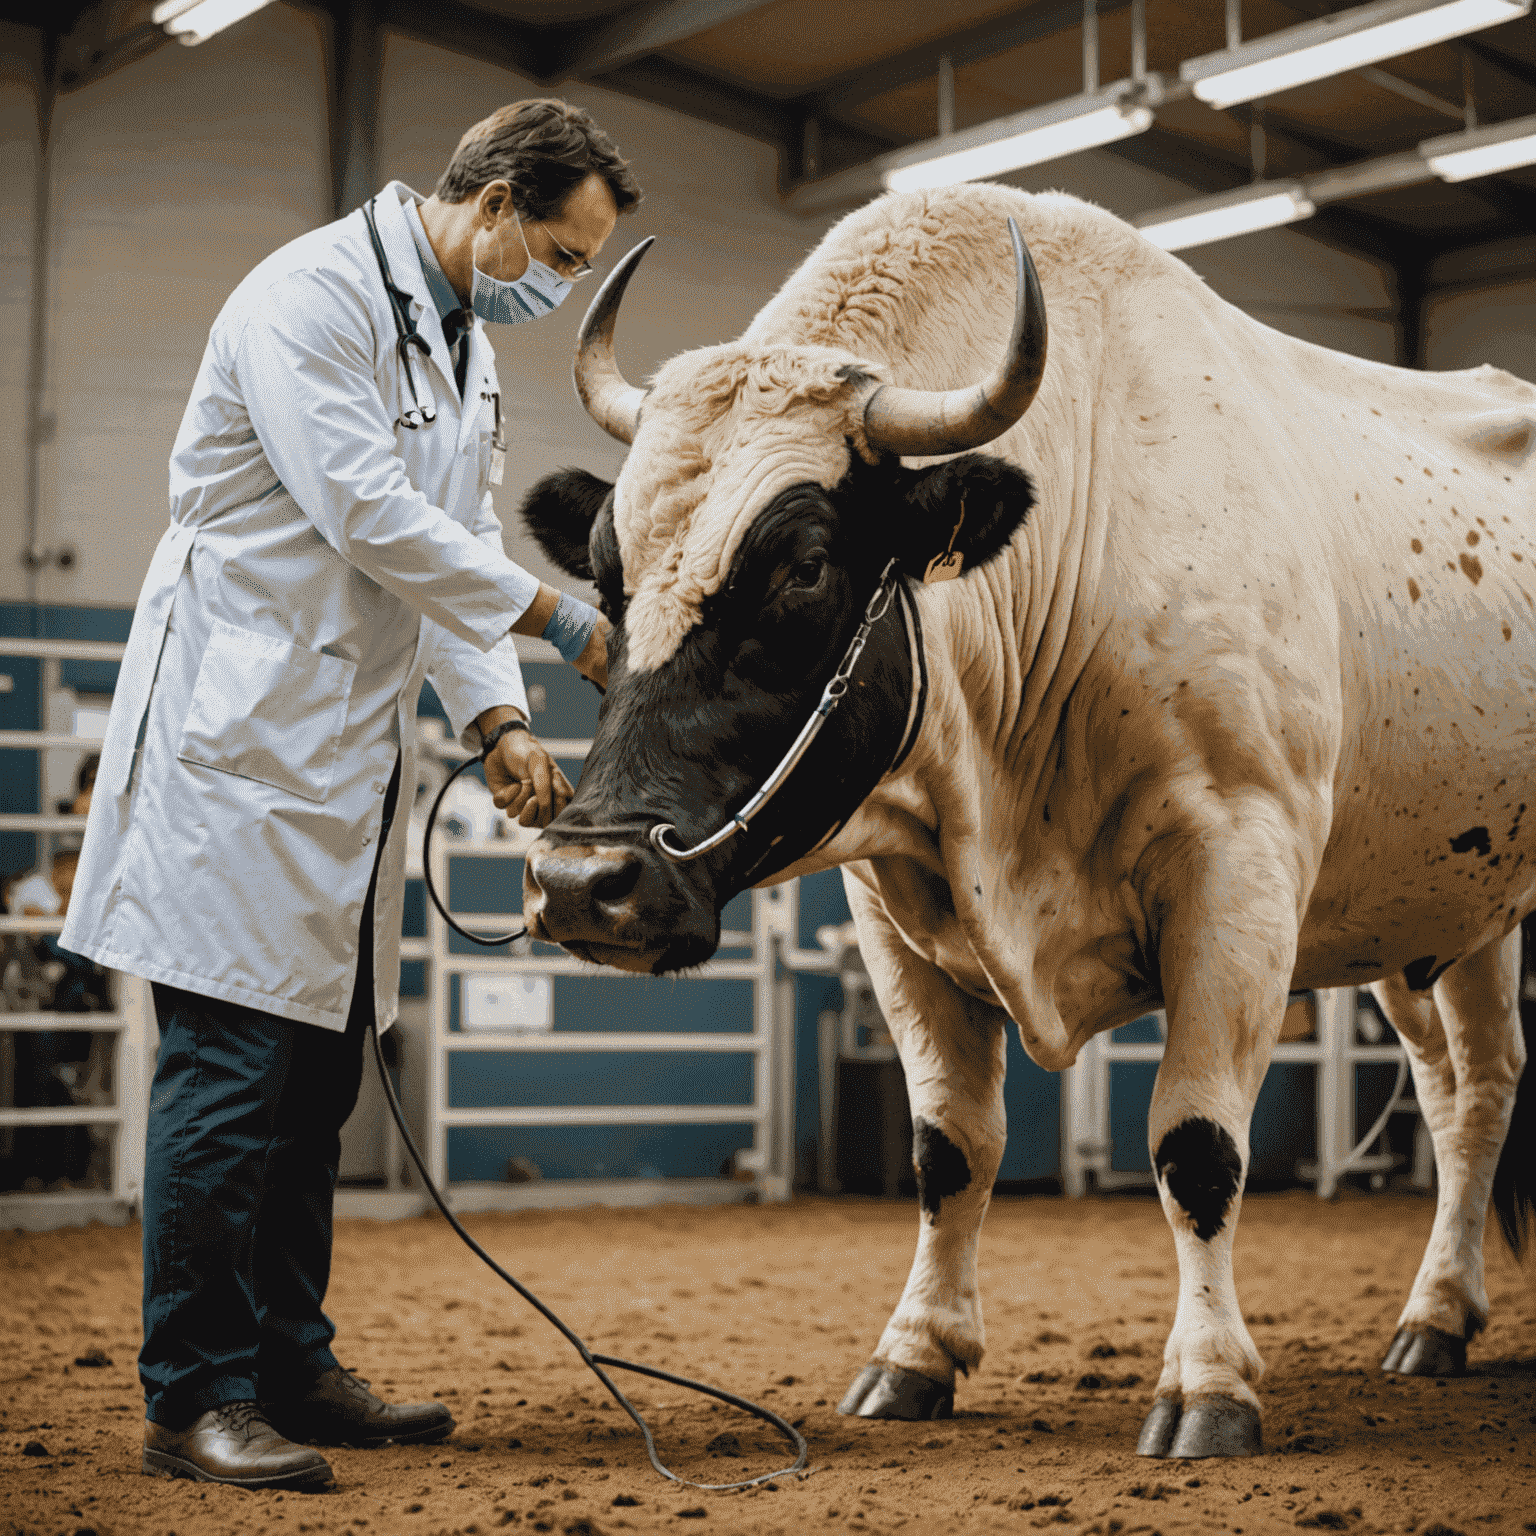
[63, 182, 539, 1032]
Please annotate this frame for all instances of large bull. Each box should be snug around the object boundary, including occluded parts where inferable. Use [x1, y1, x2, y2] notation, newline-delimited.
[517, 184, 1536, 1458]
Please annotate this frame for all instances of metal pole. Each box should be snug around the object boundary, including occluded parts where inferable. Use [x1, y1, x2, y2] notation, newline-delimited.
[1082, 0, 1098, 95]
[330, 0, 382, 220]
[937, 54, 955, 137]
[1131, 0, 1146, 84]
[1226, 0, 1241, 51]
[800, 115, 822, 180]
[23, 31, 59, 613]
[1462, 48, 1477, 132]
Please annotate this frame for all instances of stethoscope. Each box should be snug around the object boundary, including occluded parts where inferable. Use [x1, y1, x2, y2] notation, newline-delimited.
[363, 198, 510, 488]
[363, 197, 437, 430]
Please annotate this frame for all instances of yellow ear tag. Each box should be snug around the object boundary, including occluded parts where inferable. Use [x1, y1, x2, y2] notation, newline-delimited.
[923, 501, 965, 584]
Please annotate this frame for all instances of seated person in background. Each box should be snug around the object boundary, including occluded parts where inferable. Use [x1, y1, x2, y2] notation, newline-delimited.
[9, 848, 78, 919]
[64, 753, 99, 819]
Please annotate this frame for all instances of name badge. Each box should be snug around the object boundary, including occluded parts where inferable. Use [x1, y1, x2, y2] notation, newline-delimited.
[489, 446, 505, 486]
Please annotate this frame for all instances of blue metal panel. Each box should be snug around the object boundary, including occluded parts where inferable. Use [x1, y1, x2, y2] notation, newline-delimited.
[400, 959, 427, 998]
[521, 660, 601, 740]
[447, 1049, 754, 1108]
[999, 1030, 1060, 1180]
[1109, 1062, 1160, 1173]
[447, 1121, 754, 1181]
[1250, 1065, 1317, 1183]
[0, 648, 42, 879]
[402, 878, 426, 938]
[793, 870, 851, 1185]
[448, 854, 522, 914]
[447, 974, 757, 1034]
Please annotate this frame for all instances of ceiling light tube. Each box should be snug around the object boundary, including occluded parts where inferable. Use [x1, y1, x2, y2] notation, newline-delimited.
[152, 0, 275, 45]
[1136, 181, 1316, 252]
[881, 88, 1154, 192]
[1420, 110, 1536, 179]
[1180, 0, 1529, 110]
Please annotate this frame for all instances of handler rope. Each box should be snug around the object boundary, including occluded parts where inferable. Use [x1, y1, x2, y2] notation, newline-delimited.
[368, 1024, 807, 1491]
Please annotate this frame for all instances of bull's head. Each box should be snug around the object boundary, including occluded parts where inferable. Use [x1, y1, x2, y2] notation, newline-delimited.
[519, 219, 1045, 973]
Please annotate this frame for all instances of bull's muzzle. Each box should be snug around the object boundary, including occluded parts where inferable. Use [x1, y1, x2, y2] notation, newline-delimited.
[523, 840, 714, 973]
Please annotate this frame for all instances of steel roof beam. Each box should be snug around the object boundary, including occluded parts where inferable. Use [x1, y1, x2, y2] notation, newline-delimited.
[378, 0, 544, 79]
[545, 0, 780, 82]
[803, 0, 1134, 121]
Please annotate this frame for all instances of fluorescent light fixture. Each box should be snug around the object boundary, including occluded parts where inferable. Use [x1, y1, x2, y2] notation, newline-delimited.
[1421, 111, 1536, 179]
[152, 0, 275, 45]
[1180, 0, 1529, 110]
[882, 89, 1154, 192]
[1136, 181, 1316, 252]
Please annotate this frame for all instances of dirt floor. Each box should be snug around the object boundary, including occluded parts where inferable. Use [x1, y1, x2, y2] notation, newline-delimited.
[2, 1191, 1533, 1536]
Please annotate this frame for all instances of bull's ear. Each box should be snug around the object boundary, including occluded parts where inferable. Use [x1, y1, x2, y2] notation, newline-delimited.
[518, 468, 614, 581]
[897, 453, 1036, 578]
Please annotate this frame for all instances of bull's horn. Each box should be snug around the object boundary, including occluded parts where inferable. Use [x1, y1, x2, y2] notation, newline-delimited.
[862, 217, 1047, 458]
[573, 235, 655, 444]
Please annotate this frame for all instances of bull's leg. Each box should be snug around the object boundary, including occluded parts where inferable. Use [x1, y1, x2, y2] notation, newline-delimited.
[1371, 928, 1525, 1376]
[1137, 863, 1299, 1460]
[836, 886, 1008, 1422]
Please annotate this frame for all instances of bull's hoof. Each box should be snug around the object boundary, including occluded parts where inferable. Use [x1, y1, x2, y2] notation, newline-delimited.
[1168, 1395, 1263, 1459]
[1139, 1395, 1262, 1458]
[837, 1362, 953, 1420]
[1381, 1326, 1467, 1377]
[1136, 1396, 1183, 1457]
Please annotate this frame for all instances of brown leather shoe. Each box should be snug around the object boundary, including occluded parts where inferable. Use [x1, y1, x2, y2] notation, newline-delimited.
[142, 1402, 333, 1488]
[263, 1366, 455, 1448]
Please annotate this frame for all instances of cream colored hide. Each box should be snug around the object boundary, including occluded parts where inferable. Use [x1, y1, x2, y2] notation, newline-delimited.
[607, 185, 1536, 1453]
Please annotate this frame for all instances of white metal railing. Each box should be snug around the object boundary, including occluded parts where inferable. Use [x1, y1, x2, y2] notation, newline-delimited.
[415, 772, 798, 1207]
[1, 628, 151, 1222]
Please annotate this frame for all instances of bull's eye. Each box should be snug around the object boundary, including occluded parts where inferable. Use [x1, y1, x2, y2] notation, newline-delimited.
[789, 557, 827, 591]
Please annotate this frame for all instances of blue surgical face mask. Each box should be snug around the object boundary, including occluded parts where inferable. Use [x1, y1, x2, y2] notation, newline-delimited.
[471, 212, 572, 326]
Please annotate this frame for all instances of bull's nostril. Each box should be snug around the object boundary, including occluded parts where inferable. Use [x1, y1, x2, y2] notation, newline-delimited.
[591, 858, 642, 911]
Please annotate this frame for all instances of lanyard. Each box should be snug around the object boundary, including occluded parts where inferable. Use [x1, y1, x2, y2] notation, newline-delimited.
[362, 197, 437, 429]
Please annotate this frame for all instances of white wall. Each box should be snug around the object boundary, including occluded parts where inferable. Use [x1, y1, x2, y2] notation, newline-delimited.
[5, 2, 1444, 613]
[9, 2, 331, 607]
[1423, 235, 1536, 376]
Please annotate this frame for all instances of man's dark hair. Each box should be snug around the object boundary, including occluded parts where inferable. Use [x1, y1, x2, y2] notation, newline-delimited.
[435, 98, 641, 220]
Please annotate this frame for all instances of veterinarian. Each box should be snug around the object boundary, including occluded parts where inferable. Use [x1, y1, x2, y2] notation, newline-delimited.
[62, 98, 640, 1491]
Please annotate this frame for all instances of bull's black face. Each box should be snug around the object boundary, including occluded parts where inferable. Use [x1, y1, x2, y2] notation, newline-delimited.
[518, 449, 1035, 973]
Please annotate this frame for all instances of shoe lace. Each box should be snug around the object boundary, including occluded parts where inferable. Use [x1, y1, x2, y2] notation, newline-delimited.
[336, 1366, 374, 1398]
[213, 1401, 267, 1436]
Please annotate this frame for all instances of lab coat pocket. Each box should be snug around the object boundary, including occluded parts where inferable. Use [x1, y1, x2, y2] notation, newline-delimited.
[177, 619, 355, 803]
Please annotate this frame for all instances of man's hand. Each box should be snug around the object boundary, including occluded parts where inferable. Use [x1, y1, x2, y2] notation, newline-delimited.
[475, 708, 574, 828]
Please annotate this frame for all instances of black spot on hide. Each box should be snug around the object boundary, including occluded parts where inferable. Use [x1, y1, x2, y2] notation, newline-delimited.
[912, 1118, 971, 1219]
[1450, 825, 1492, 858]
[1153, 1118, 1242, 1242]
[1404, 955, 1453, 993]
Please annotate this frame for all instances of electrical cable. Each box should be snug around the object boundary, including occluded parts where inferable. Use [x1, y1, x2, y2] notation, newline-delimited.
[369, 1026, 807, 1490]
[394, 750, 809, 1491]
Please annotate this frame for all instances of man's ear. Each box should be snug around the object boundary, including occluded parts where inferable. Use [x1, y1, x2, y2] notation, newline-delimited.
[517, 468, 614, 581]
[896, 453, 1036, 578]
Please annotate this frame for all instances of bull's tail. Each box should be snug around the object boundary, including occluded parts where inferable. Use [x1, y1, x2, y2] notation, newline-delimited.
[1491, 914, 1536, 1259]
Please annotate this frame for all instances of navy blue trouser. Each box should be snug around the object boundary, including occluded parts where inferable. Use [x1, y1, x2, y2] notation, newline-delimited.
[140, 761, 398, 1428]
